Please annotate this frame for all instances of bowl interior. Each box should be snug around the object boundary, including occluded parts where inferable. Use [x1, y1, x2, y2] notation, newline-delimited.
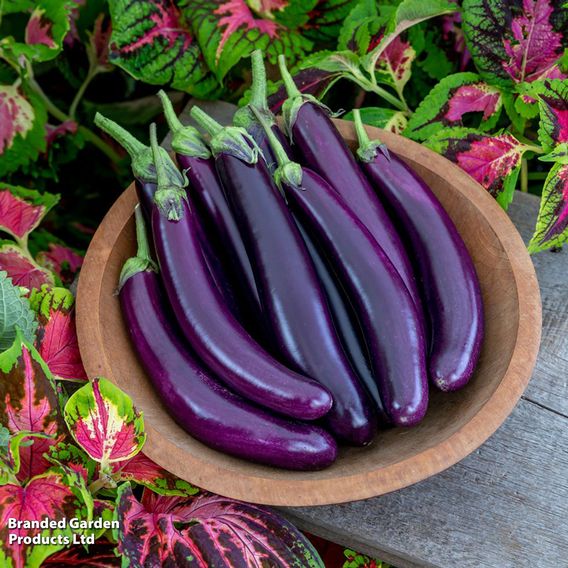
[78, 120, 539, 505]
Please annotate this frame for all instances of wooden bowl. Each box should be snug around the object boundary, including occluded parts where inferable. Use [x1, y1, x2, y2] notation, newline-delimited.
[77, 119, 541, 506]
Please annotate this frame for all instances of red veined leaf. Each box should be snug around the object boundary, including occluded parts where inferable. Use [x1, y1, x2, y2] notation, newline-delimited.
[115, 486, 325, 568]
[427, 128, 533, 207]
[0, 466, 93, 568]
[0, 244, 54, 291]
[0, 335, 66, 483]
[29, 286, 87, 382]
[36, 243, 83, 285]
[41, 539, 121, 567]
[111, 452, 198, 496]
[374, 34, 416, 94]
[0, 86, 34, 155]
[64, 378, 146, 467]
[0, 183, 58, 242]
[406, 73, 502, 141]
[46, 441, 97, 485]
[108, 0, 217, 98]
[462, 0, 568, 86]
[529, 162, 568, 252]
[536, 79, 568, 152]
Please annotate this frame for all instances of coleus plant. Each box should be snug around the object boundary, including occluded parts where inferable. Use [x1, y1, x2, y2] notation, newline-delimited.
[0, 185, 382, 568]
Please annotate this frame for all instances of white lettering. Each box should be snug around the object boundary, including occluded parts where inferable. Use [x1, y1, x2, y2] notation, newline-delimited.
[8, 518, 16, 529]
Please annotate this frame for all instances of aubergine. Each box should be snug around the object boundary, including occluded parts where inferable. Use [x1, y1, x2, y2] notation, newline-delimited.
[258, 117, 428, 426]
[147, 123, 332, 421]
[119, 207, 337, 470]
[352, 110, 484, 391]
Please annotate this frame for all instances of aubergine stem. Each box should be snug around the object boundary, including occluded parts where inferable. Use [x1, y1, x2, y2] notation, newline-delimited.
[352, 109, 391, 163]
[119, 205, 157, 289]
[278, 54, 302, 99]
[157, 91, 211, 159]
[190, 106, 259, 164]
[149, 123, 187, 222]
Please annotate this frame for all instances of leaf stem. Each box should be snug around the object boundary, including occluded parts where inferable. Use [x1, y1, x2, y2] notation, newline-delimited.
[520, 159, 528, 192]
[69, 66, 101, 120]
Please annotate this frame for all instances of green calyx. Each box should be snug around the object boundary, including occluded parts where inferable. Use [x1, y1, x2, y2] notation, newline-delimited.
[118, 205, 157, 290]
[190, 106, 260, 164]
[278, 55, 329, 138]
[149, 123, 187, 221]
[352, 108, 390, 164]
[157, 91, 211, 159]
[233, 50, 276, 132]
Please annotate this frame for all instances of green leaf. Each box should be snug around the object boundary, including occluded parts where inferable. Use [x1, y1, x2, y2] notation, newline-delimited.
[0, 271, 37, 352]
[406, 73, 503, 141]
[108, 0, 218, 98]
[302, 0, 359, 45]
[338, 0, 380, 55]
[344, 107, 408, 134]
[536, 79, 568, 153]
[528, 161, 568, 252]
[274, 0, 318, 30]
[183, 0, 312, 82]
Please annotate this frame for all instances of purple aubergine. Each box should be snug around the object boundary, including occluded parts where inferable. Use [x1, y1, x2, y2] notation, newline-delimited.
[147, 123, 332, 421]
[94, 113, 241, 318]
[158, 91, 263, 334]
[233, 50, 294, 173]
[119, 208, 337, 470]
[277, 56, 422, 312]
[258, 120, 428, 426]
[296, 222, 390, 425]
[191, 106, 375, 445]
[352, 110, 483, 391]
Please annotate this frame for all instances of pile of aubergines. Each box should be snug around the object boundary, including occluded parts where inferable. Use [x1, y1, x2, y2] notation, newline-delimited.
[94, 51, 483, 471]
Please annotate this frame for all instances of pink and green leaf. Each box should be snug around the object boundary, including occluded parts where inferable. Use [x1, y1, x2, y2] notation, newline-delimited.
[426, 128, 533, 208]
[0, 184, 59, 242]
[303, 0, 360, 46]
[108, 0, 217, 98]
[0, 244, 54, 291]
[0, 272, 37, 351]
[0, 85, 34, 156]
[64, 377, 146, 466]
[375, 34, 416, 94]
[536, 79, 568, 152]
[111, 452, 198, 496]
[462, 0, 568, 87]
[406, 73, 502, 141]
[529, 162, 568, 252]
[29, 286, 87, 382]
[46, 441, 97, 485]
[344, 107, 408, 134]
[41, 539, 121, 567]
[115, 486, 324, 567]
[0, 333, 66, 482]
[36, 243, 83, 286]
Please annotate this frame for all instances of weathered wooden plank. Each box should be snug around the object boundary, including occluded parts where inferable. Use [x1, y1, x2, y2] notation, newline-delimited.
[282, 397, 568, 568]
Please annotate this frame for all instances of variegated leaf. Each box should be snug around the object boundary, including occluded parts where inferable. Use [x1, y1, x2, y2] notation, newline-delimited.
[0, 184, 59, 243]
[344, 107, 408, 134]
[108, 0, 218, 98]
[529, 162, 568, 252]
[406, 73, 503, 141]
[111, 452, 198, 496]
[0, 333, 66, 482]
[115, 486, 325, 567]
[462, 0, 568, 86]
[0, 243, 54, 291]
[0, 86, 34, 156]
[64, 377, 146, 467]
[46, 441, 97, 485]
[374, 33, 416, 94]
[426, 128, 534, 207]
[303, 0, 359, 46]
[41, 539, 121, 567]
[183, 0, 312, 81]
[536, 79, 568, 152]
[35, 244, 82, 286]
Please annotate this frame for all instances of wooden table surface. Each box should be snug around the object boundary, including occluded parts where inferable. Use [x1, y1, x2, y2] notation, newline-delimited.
[173, 102, 566, 568]
[281, 192, 567, 568]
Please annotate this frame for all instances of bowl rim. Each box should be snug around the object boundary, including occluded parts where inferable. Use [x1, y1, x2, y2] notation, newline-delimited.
[76, 120, 542, 506]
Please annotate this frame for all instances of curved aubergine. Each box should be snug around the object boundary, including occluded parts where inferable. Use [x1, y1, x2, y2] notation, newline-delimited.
[259, 121, 428, 426]
[233, 50, 294, 173]
[191, 106, 375, 446]
[147, 124, 332, 421]
[158, 91, 263, 332]
[277, 57, 421, 313]
[119, 208, 337, 470]
[353, 110, 483, 391]
[94, 113, 240, 317]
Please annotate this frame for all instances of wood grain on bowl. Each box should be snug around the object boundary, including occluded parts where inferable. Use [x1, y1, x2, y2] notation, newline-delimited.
[76, 119, 541, 506]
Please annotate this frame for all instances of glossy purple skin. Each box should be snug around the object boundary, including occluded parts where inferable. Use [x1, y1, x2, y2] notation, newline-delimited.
[135, 179, 157, 220]
[360, 153, 484, 391]
[120, 270, 337, 470]
[216, 154, 375, 445]
[290, 104, 421, 310]
[248, 123, 294, 173]
[151, 199, 333, 420]
[284, 169, 429, 426]
[296, 222, 390, 426]
[176, 154, 262, 325]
